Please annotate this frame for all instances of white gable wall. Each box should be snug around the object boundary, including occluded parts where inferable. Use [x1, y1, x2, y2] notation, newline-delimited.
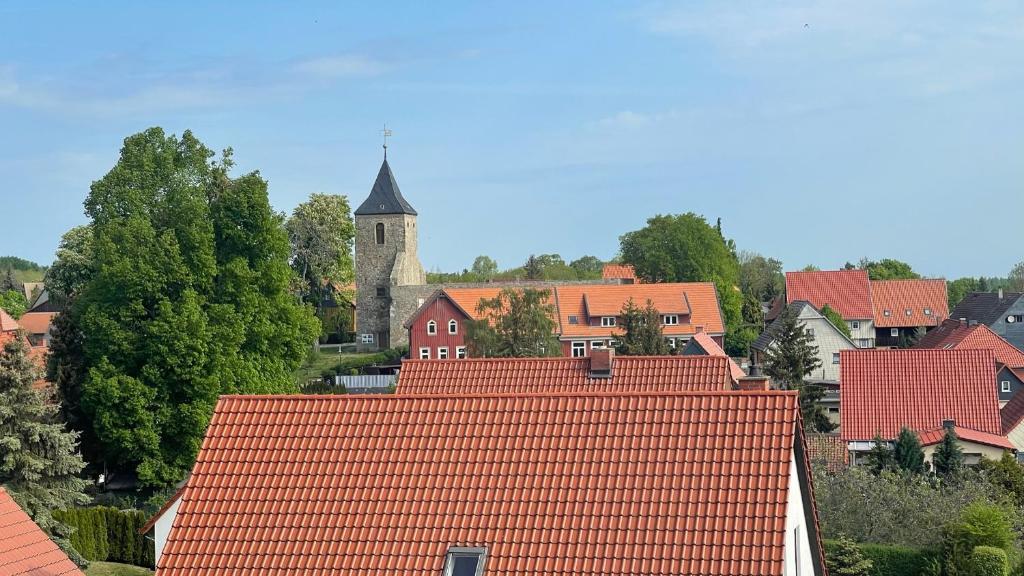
[1009, 422, 1024, 452]
[795, 306, 858, 382]
[153, 495, 182, 567]
[783, 450, 816, 576]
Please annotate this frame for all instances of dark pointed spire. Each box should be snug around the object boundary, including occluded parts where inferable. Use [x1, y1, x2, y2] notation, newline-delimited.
[354, 159, 418, 216]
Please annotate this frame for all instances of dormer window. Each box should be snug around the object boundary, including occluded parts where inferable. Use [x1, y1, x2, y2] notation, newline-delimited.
[448, 319, 458, 334]
[663, 315, 679, 326]
[924, 308, 932, 316]
[427, 320, 437, 335]
[375, 222, 385, 245]
[601, 317, 616, 327]
[443, 547, 487, 576]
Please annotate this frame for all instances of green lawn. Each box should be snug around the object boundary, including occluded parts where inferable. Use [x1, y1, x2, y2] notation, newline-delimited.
[84, 562, 153, 576]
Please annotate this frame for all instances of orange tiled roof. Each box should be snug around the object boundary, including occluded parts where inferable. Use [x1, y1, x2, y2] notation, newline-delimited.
[557, 282, 724, 339]
[443, 287, 510, 321]
[805, 434, 849, 473]
[0, 487, 84, 575]
[601, 263, 638, 281]
[871, 279, 948, 328]
[917, 425, 1015, 450]
[786, 270, 873, 320]
[159, 391, 821, 576]
[0, 309, 20, 332]
[16, 312, 55, 336]
[688, 331, 746, 381]
[916, 319, 1024, 368]
[840, 349, 1002, 441]
[396, 355, 735, 394]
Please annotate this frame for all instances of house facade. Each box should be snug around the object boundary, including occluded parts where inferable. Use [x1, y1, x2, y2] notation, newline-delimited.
[785, 269, 876, 348]
[752, 301, 858, 383]
[915, 318, 1024, 406]
[871, 279, 949, 347]
[950, 291, 1024, 351]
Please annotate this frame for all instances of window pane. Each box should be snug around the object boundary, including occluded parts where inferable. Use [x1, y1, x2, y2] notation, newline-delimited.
[452, 556, 479, 576]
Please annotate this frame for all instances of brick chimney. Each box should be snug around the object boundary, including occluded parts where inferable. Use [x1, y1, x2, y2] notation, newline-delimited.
[737, 365, 771, 391]
[589, 348, 614, 378]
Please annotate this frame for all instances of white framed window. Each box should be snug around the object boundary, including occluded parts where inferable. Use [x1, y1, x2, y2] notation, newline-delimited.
[417, 298, 425, 307]
[601, 316, 616, 327]
[443, 547, 487, 576]
[832, 352, 840, 364]
[924, 308, 932, 316]
[890, 328, 899, 337]
[419, 347, 430, 360]
[667, 337, 676, 349]
[568, 315, 579, 325]
[571, 341, 586, 357]
[448, 319, 458, 334]
[850, 321, 860, 330]
[360, 333, 374, 344]
[427, 320, 437, 335]
[591, 340, 605, 349]
[456, 346, 467, 359]
[1003, 380, 1012, 393]
[438, 347, 449, 360]
[663, 314, 679, 326]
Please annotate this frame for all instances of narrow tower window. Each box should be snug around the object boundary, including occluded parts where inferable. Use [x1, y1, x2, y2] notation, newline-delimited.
[375, 222, 385, 244]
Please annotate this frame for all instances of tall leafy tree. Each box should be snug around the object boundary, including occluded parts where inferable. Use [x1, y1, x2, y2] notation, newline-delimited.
[762, 305, 834, 432]
[932, 427, 964, 476]
[471, 255, 498, 278]
[865, 433, 895, 475]
[614, 298, 670, 356]
[947, 277, 980, 310]
[465, 288, 560, 357]
[738, 251, 784, 302]
[855, 258, 920, 280]
[892, 427, 926, 474]
[285, 194, 355, 315]
[620, 213, 746, 355]
[819, 304, 852, 339]
[50, 128, 319, 487]
[1009, 261, 1024, 292]
[523, 255, 543, 280]
[0, 290, 27, 318]
[47, 225, 95, 307]
[569, 255, 604, 279]
[0, 337, 89, 565]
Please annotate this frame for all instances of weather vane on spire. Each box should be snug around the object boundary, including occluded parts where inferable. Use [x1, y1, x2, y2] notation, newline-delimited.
[381, 123, 393, 159]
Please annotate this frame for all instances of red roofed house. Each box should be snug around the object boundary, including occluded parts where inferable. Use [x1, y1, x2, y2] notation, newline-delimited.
[153, 391, 826, 576]
[0, 486, 84, 575]
[916, 318, 1024, 406]
[405, 283, 726, 360]
[17, 311, 56, 347]
[681, 330, 746, 382]
[1000, 388, 1024, 454]
[841, 349, 1012, 466]
[601, 263, 638, 283]
[871, 279, 949, 348]
[786, 270, 876, 348]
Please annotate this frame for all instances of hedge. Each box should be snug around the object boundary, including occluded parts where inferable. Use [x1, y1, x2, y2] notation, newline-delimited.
[825, 540, 938, 576]
[970, 546, 1009, 576]
[54, 506, 154, 568]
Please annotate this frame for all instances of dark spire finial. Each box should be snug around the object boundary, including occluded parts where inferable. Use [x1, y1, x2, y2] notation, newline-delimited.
[381, 123, 392, 160]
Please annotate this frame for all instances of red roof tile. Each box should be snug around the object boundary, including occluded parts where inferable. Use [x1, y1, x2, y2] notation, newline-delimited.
[805, 434, 849, 473]
[917, 426, 1015, 450]
[0, 487, 84, 576]
[786, 270, 873, 320]
[397, 355, 735, 394]
[15, 312, 55, 336]
[871, 279, 949, 328]
[916, 319, 1024, 368]
[159, 391, 821, 576]
[840, 349, 1002, 441]
[0, 309, 20, 332]
[601, 264, 638, 281]
[688, 331, 746, 381]
[557, 282, 725, 339]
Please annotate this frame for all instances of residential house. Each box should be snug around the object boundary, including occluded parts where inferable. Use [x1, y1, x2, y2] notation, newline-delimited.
[840, 349, 1013, 466]
[0, 486, 84, 575]
[397, 350, 743, 394]
[0, 308, 20, 345]
[785, 270, 876, 347]
[405, 282, 725, 360]
[916, 318, 1024, 406]
[681, 330, 747, 382]
[871, 279, 948, 347]
[752, 301, 858, 383]
[949, 290, 1024, 351]
[16, 311, 56, 347]
[153, 391, 826, 575]
[141, 487, 185, 568]
[601, 263, 638, 283]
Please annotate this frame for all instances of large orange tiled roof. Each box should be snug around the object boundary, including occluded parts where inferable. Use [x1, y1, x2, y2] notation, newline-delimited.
[688, 331, 746, 381]
[786, 270, 872, 320]
[871, 279, 948, 328]
[840, 349, 1002, 441]
[397, 355, 735, 394]
[0, 487, 84, 575]
[601, 263, 638, 281]
[16, 312, 55, 336]
[916, 319, 1024, 368]
[806, 434, 849, 473]
[159, 391, 818, 576]
[557, 282, 724, 338]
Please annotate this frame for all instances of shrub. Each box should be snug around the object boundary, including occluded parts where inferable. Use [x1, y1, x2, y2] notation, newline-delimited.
[825, 536, 873, 576]
[858, 542, 936, 576]
[54, 506, 154, 568]
[970, 546, 1009, 576]
[945, 503, 1015, 575]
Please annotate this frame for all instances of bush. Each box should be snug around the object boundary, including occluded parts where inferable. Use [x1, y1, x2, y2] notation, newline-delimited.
[945, 503, 1015, 575]
[858, 542, 937, 576]
[970, 546, 1009, 576]
[825, 536, 873, 576]
[54, 507, 154, 568]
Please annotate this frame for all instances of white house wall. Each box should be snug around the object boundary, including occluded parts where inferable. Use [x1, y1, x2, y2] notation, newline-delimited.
[796, 307, 858, 382]
[846, 319, 875, 348]
[783, 450, 816, 576]
[153, 495, 182, 568]
[1009, 423, 1024, 452]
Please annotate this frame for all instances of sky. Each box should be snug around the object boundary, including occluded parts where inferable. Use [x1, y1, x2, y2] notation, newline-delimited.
[1, 1, 1022, 279]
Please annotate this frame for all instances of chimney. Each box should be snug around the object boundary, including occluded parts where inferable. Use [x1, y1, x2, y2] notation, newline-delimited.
[589, 348, 614, 378]
[942, 419, 955, 430]
[999, 288, 1004, 300]
[737, 375, 771, 391]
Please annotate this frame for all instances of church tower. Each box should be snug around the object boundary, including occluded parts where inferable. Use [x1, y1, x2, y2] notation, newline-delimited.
[354, 156, 426, 350]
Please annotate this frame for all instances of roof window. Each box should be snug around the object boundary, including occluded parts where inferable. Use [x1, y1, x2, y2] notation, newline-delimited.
[444, 547, 487, 576]
[905, 309, 912, 316]
[883, 309, 891, 317]
[601, 316, 616, 327]
[924, 308, 932, 316]
[568, 315, 579, 325]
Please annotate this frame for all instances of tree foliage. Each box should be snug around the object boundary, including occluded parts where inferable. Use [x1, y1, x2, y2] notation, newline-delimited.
[825, 535, 874, 576]
[977, 452, 1024, 509]
[866, 433, 895, 475]
[1009, 261, 1024, 292]
[932, 427, 964, 476]
[614, 298, 670, 356]
[50, 128, 319, 487]
[853, 258, 920, 281]
[0, 337, 89, 564]
[738, 251, 784, 302]
[761, 305, 833, 431]
[892, 427, 926, 475]
[569, 255, 604, 279]
[943, 502, 1014, 574]
[819, 303, 852, 339]
[47, 225, 95, 306]
[465, 288, 560, 357]
[0, 289, 27, 318]
[471, 255, 498, 278]
[285, 194, 355, 314]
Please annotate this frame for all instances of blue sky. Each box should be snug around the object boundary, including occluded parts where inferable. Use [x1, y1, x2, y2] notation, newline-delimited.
[1, 1, 1022, 278]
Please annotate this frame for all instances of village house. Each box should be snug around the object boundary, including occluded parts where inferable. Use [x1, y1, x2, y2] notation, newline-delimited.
[949, 290, 1024, 351]
[680, 330, 747, 381]
[405, 282, 726, 360]
[752, 300, 858, 383]
[601, 263, 638, 283]
[784, 270, 876, 348]
[840, 349, 1013, 466]
[916, 318, 1024, 406]
[0, 486, 84, 575]
[17, 311, 56, 347]
[151, 391, 826, 576]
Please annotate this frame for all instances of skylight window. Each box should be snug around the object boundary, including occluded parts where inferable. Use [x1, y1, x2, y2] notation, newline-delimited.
[883, 309, 892, 317]
[905, 309, 912, 316]
[568, 315, 579, 325]
[924, 308, 932, 316]
[443, 547, 487, 576]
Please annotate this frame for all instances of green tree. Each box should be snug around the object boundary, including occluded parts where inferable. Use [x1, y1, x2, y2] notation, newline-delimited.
[977, 452, 1024, 508]
[857, 258, 920, 280]
[944, 502, 1013, 574]
[614, 298, 670, 356]
[0, 289, 27, 318]
[947, 277, 980, 311]
[1008, 261, 1024, 292]
[968, 546, 1009, 576]
[50, 128, 319, 487]
[932, 427, 964, 476]
[825, 535, 874, 576]
[892, 427, 926, 474]
[738, 251, 784, 302]
[569, 255, 604, 279]
[523, 255, 543, 280]
[471, 255, 498, 278]
[819, 304, 852, 339]
[865, 433, 895, 475]
[0, 337, 89, 565]
[47, 225, 95, 306]
[761, 305, 833, 431]
[285, 194, 355, 316]
[620, 213, 746, 355]
[465, 288, 560, 357]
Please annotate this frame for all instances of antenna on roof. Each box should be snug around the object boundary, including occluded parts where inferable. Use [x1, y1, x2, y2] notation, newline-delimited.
[381, 123, 393, 160]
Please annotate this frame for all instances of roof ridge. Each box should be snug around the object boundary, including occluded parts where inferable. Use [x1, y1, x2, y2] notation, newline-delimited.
[220, 389, 799, 400]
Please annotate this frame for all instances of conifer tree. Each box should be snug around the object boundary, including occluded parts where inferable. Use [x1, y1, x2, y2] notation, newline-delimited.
[0, 336, 89, 565]
[865, 432, 895, 475]
[933, 427, 964, 476]
[615, 298, 670, 356]
[825, 535, 873, 576]
[893, 427, 926, 474]
[763, 305, 834, 431]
